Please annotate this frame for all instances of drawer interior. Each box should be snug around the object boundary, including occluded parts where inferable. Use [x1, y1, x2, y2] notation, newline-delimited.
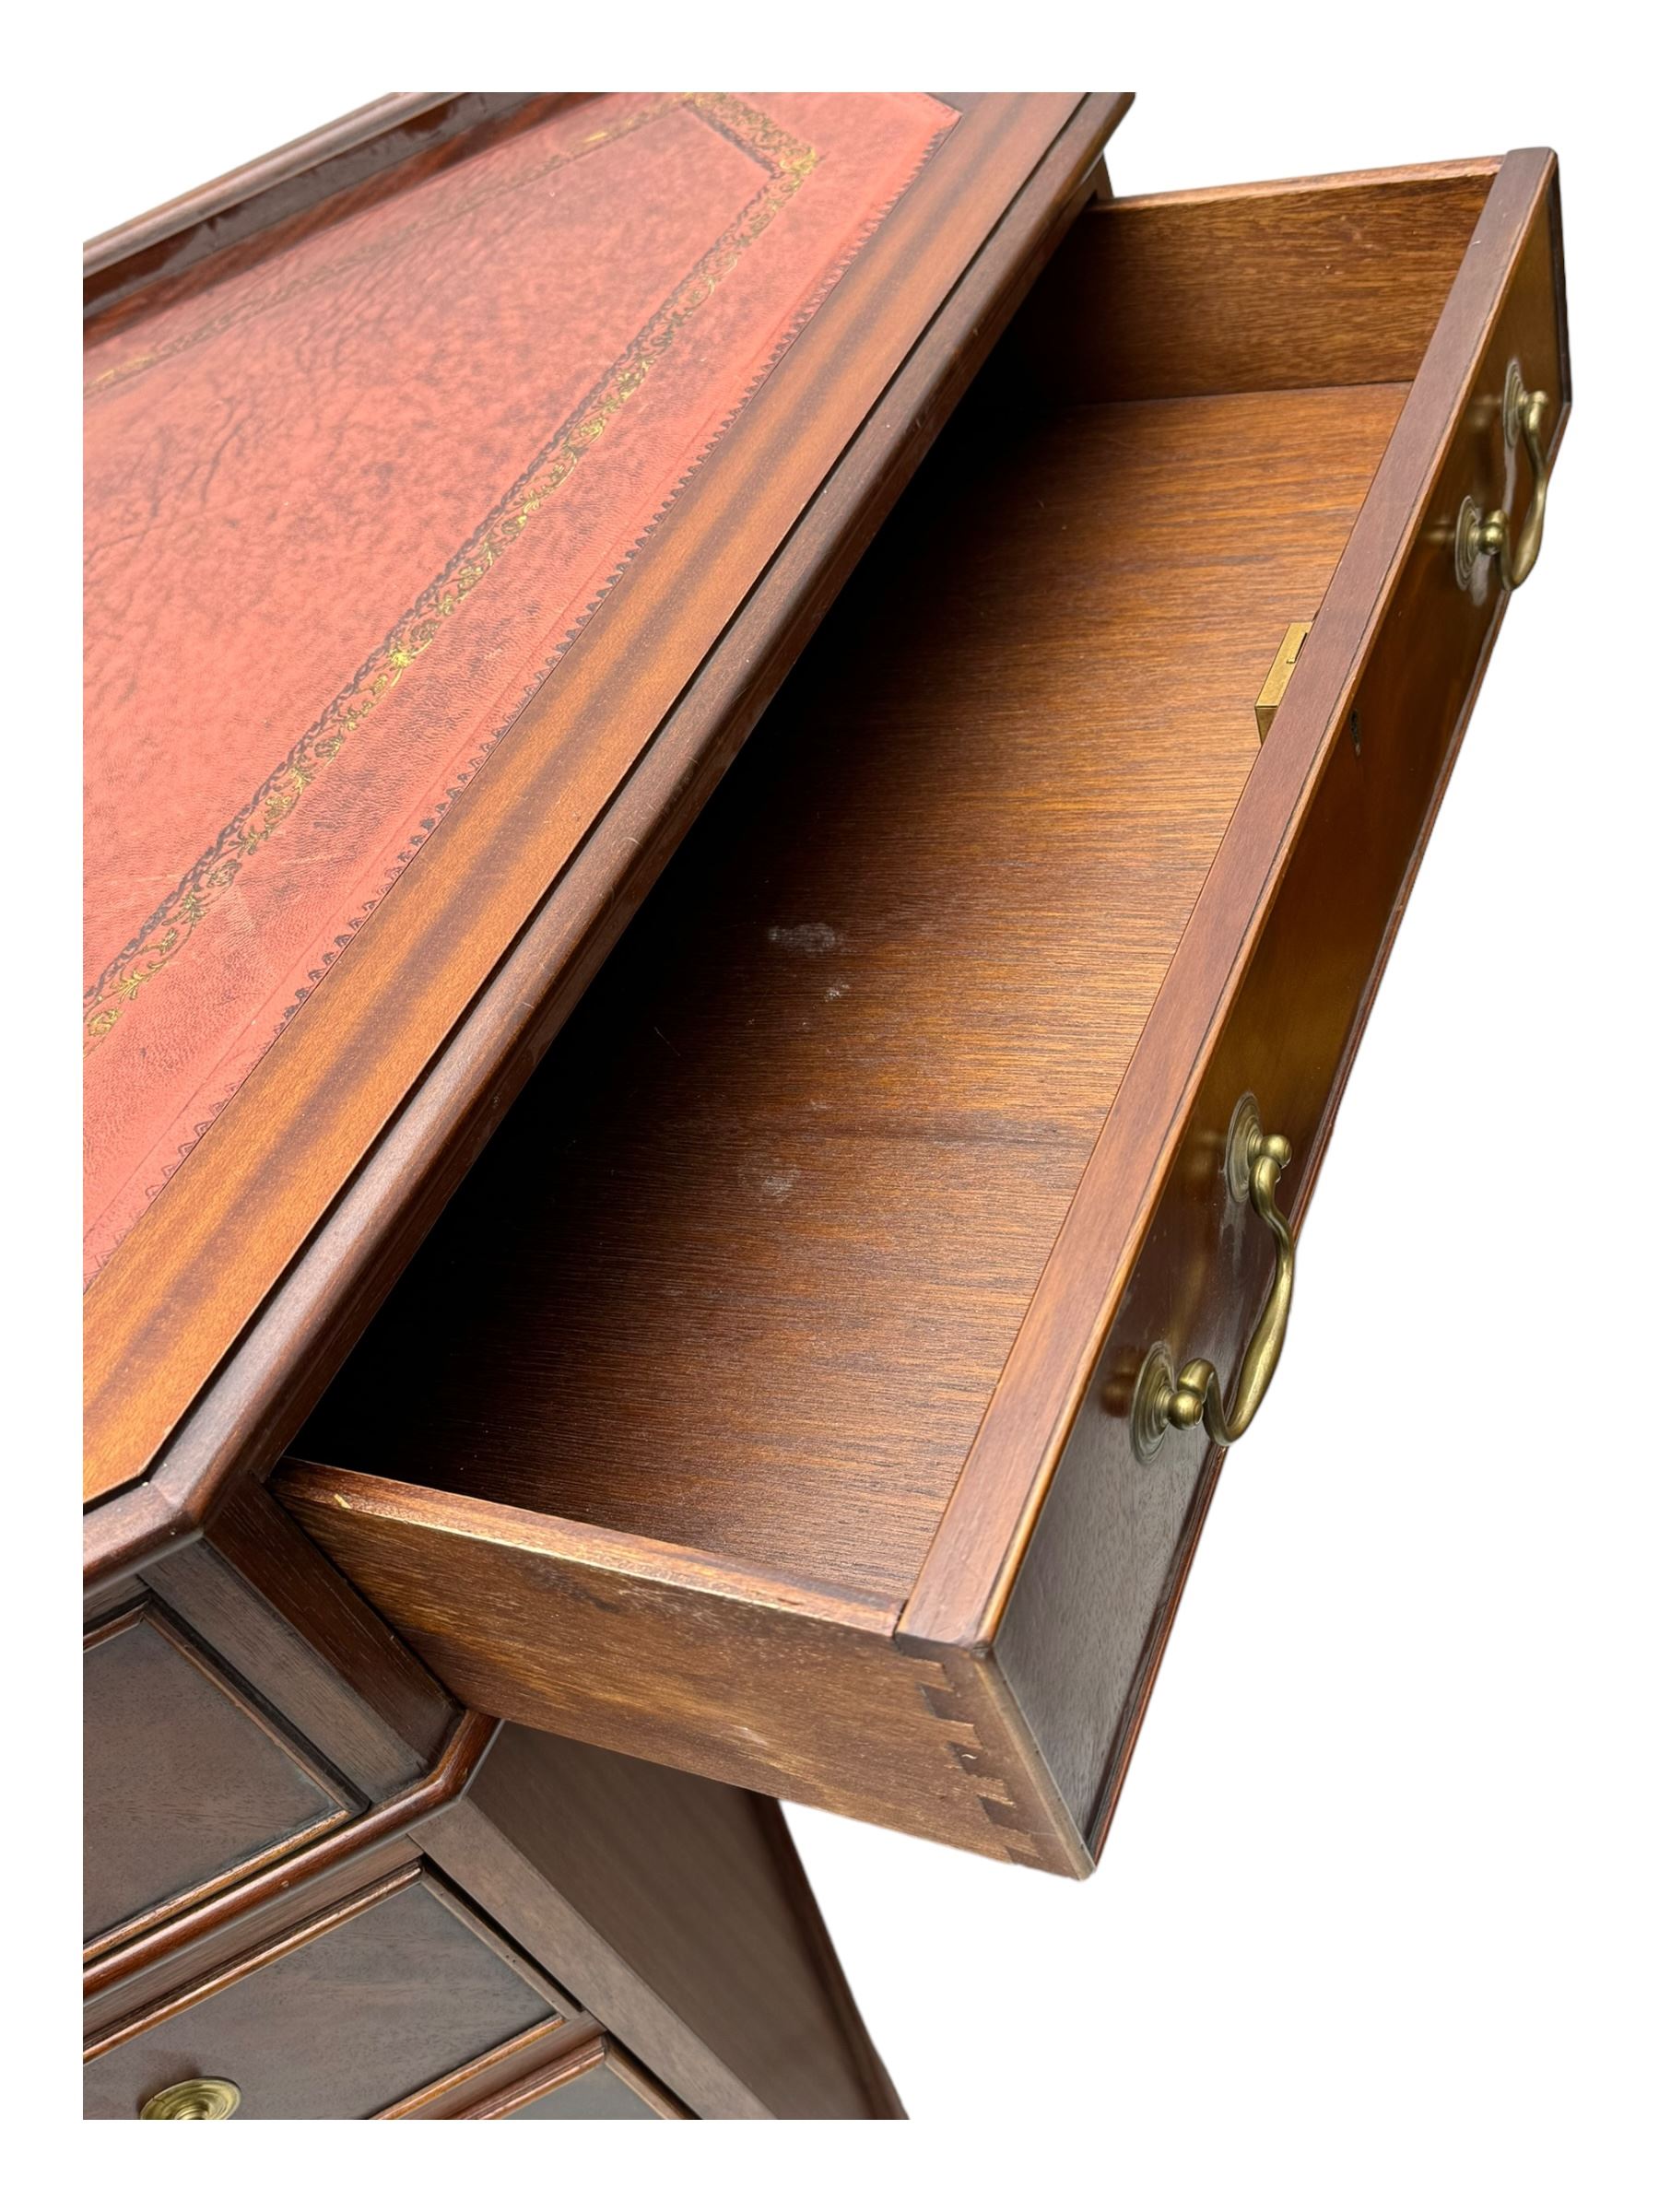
[295, 164, 1494, 1608]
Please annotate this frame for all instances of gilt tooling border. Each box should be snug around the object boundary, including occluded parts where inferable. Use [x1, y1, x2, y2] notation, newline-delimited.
[83, 95, 830, 1053]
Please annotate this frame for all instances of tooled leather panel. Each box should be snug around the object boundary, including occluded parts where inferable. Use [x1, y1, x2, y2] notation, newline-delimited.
[83, 92, 957, 1279]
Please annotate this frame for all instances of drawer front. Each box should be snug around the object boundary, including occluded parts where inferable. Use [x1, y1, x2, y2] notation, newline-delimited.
[84, 1602, 355, 1950]
[84, 1865, 563, 2119]
[988, 155, 1569, 1846]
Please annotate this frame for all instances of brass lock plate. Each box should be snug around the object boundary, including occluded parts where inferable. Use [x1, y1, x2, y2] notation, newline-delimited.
[1253, 620, 1313, 743]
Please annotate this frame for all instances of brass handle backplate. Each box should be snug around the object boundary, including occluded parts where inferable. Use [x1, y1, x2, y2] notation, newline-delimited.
[1455, 360, 1550, 592]
[1131, 1095, 1295, 1464]
[139, 2077, 241, 2120]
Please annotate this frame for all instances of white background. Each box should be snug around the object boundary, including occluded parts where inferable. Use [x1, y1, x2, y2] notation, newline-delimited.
[31, 5, 1652, 2199]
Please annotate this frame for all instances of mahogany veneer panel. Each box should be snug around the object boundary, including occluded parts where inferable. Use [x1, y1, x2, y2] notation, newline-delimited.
[296, 378, 1405, 1596]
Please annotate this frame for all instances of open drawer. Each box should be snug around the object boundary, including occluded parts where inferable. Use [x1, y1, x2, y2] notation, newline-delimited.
[278, 152, 1570, 1877]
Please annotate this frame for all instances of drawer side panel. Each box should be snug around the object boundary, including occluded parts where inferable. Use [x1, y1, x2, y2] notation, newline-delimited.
[989, 154, 1570, 1842]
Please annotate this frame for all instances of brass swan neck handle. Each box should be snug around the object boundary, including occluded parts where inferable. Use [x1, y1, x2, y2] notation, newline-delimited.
[1131, 1097, 1296, 1463]
[1456, 361, 1551, 593]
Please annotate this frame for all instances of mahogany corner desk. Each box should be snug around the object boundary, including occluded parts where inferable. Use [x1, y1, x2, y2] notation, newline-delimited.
[83, 91, 1571, 2119]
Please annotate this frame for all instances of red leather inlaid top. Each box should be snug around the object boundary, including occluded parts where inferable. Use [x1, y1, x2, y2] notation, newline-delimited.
[83, 92, 956, 1279]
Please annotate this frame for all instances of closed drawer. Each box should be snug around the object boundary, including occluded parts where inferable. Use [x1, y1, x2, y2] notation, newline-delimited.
[278, 151, 1570, 1876]
[84, 1600, 356, 1953]
[84, 1864, 566, 2119]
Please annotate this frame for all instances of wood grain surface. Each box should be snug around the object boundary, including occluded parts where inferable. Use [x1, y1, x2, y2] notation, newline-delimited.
[1003, 159, 1500, 402]
[279, 1462, 1083, 1872]
[296, 378, 1404, 1596]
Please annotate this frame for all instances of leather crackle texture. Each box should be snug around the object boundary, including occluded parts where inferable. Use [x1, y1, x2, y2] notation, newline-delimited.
[83, 92, 957, 1279]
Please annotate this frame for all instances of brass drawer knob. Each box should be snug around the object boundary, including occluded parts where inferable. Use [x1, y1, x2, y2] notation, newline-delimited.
[1132, 1095, 1295, 1462]
[1456, 360, 1550, 592]
[139, 2077, 241, 2120]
